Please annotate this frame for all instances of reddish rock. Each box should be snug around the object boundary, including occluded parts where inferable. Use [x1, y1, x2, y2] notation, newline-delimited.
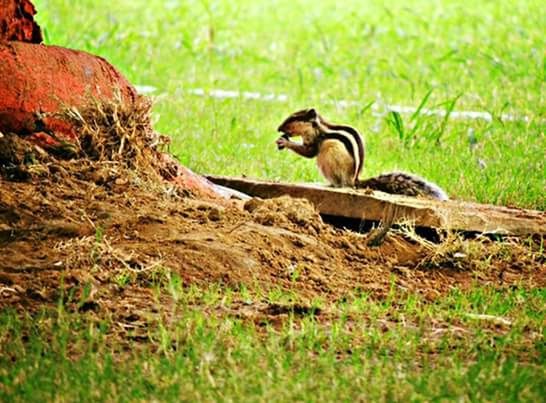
[0, 0, 42, 43]
[0, 41, 138, 147]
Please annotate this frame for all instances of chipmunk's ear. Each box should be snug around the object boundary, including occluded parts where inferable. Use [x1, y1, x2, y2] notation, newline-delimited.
[306, 108, 318, 121]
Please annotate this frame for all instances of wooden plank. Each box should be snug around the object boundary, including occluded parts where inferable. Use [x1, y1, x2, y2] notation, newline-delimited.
[206, 175, 546, 236]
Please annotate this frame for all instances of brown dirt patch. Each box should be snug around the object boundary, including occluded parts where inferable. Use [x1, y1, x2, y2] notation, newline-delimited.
[0, 100, 544, 324]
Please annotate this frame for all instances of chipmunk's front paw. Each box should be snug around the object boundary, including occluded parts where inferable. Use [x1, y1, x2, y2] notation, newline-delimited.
[276, 135, 290, 150]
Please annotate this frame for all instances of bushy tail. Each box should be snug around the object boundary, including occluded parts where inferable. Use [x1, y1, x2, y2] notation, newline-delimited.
[356, 171, 448, 201]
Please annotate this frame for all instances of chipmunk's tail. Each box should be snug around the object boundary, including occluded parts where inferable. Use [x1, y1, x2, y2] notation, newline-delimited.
[356, 171, 448, 201]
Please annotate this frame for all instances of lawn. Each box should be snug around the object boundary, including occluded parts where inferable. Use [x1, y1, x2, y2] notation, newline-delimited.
[1, 286, 545, 401]
[1, 0, 544, 401]
[34, 0, 545, 209]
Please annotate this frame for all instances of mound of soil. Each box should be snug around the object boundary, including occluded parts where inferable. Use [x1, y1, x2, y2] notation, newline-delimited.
[0, 99, 544, 323]
[0, 0, 42, 43]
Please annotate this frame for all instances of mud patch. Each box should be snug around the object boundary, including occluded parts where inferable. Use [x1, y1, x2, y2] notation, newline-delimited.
[0, 100, 544, 326]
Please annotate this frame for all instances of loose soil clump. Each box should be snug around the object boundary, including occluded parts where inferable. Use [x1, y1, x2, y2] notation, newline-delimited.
[0, 99, 544, 324]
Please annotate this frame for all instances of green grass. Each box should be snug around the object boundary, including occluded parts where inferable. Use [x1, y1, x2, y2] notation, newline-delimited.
[33, 0, 545, 209]
[1, 286, 544, 402]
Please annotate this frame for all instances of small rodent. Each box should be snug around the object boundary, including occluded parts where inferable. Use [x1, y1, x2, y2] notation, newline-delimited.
[276, 108, 448, 200]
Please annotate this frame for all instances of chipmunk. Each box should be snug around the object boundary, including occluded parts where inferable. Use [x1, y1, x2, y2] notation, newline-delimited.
[276, 108, 448, 200]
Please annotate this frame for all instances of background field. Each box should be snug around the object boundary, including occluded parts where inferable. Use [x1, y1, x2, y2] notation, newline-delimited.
[1, 1, 544, 401]
[35, 0, 545, 209]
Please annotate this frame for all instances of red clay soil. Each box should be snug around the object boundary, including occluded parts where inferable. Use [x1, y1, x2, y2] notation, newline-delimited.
[0, 2, 220, 198]
[0, 0, 42, 43]
[0, 101, 544, 324]
[0, 0, 135, 149]
[0, 42, 138, 147]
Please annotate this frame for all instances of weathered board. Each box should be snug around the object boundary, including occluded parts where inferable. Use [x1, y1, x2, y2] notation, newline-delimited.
[207, 175, 546, 236]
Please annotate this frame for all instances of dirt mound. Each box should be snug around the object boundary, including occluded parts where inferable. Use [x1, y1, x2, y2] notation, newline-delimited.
[0, 100, 544, 321]
[0, 0, 42, 43]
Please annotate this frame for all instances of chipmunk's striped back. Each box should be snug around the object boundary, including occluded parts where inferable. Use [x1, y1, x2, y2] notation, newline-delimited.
[315, 119, 364, 184]
[318, 121, 365, 184]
